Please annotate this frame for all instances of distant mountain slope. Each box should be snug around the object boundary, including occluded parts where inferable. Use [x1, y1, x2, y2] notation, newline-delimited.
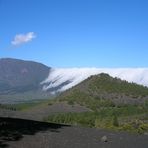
[41, 68, 148, 93]
[0, 58, 50, 94]
[56, 73, 148, 106]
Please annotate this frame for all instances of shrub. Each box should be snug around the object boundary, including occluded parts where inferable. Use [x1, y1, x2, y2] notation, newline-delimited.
[113, 115, 119, 127]
[67, 100, 74, 105]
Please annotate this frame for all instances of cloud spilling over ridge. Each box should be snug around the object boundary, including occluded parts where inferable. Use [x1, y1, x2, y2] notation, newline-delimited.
[41, 68, 148, 93]
[11, 32, 36, 46]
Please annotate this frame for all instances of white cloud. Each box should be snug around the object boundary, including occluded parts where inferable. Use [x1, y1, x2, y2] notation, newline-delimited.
[11, 32, 36, 46]
[41, 68, 148, 92]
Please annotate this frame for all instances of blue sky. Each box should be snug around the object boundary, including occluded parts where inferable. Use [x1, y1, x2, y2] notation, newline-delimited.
[0, 0, 148, 67]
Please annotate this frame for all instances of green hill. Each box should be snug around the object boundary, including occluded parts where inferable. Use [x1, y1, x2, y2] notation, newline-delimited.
[56, 73, 148, 109]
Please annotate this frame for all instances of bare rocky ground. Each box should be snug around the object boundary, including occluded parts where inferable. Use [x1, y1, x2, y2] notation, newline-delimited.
[0, 103, 148, 148]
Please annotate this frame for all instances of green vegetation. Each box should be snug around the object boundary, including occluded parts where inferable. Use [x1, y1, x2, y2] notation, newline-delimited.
[0, 104, 18, 111]
[0, 103, 38, 111]
[0, 99, 50, 111]
[44, 104, 148, 134]
[112, 115, 119, 127]
[56, 74, 148, 111]
[88, 73, 148, 97]
[58, 89, 115, 111]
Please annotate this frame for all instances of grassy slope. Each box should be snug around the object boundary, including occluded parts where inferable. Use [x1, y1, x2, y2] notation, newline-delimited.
[0, 99, 50, 111]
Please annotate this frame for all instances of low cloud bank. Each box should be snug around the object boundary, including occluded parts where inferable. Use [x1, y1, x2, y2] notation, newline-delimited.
[41, 68, 148, 93]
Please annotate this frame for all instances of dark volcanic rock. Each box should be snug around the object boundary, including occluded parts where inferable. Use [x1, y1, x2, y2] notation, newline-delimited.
[101, 135, 108, 142]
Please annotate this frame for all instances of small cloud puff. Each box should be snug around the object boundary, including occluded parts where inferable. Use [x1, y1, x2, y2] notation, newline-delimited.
[11, 32, 36, 46]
